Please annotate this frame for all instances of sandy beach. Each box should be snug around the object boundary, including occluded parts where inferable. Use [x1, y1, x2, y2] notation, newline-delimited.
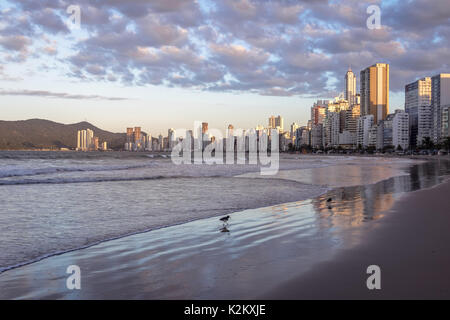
[264, 175, 450, 299]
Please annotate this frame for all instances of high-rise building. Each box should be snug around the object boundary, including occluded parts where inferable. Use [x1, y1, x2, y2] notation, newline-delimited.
[168, 128, 175, 150]
[368, 125, 378, 148]
[145, 134, 152, 151]
[134, 127, 141, 143]
[201, 122, 208, 134]
[268, 116, 276, 129]
[345, 68, 357, 106]
[77, 130, 82, 150]
[227, 124, 234, 136]
[442, 106, 450, 139]
[405, 77, 432, 147]
[360, 63, 389, 124]
[310, 124, 323, 149]
[268, 115, 283, 132]
[126, 128, 134, 143]
[275, 115, 283, 132]
[431, 73, 450, 144]
[76, 129, 95, 151]
[290, 122, 299, 139]
[158, 134, 164, 151]
[310, 100, 327, 125]
[357, 115, 374, 148]
[393, 110, 410, 150]
[124, 127, 147, 151]
[377, 113, 395, 150]
[323, 98, 349, 147]
[345, 104, 361, 133]
[295, 126, 310, 148]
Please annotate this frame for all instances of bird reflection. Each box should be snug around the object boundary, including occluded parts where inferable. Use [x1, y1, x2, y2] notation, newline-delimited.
[220, 226, 230, 233]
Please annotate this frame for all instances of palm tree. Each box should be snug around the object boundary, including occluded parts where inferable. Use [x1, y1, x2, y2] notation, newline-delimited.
[421, 137, 434, 150]
[443, 137, 450, 151]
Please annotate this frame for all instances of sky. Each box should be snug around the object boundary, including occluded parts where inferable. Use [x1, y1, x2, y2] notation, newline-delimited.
[0, 0, 449, 136]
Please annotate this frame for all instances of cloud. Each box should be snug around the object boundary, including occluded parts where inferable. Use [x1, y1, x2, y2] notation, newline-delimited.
[0, 89, 130, 101]
[1, 0, 450, 97]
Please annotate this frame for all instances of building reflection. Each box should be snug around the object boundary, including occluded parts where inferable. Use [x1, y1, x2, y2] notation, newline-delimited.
[311, 161, 450, 229]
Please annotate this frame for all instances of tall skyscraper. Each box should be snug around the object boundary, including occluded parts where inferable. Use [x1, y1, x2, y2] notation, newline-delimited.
[360, 63, 389, 124]
[345, 68, 357, 106]
[405, 77, 432, 147]
[431, 73, 450, 144]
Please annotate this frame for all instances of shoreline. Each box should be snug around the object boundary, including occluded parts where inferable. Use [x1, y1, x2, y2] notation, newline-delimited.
[263, 175, 450, 299]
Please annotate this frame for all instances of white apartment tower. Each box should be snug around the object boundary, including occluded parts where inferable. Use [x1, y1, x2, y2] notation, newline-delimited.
[345, 68, 357, 106]
[77, 129, 94, 151]
[357, 115, 374, 148]
[393, 110, 410, 150]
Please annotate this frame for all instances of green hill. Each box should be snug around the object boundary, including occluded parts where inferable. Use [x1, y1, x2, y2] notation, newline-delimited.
[0, 119, 126, 150]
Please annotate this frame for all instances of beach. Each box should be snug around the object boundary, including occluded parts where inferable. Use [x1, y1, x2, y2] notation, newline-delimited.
[0, 153, 449, 299]
[264, 175, 450, 299]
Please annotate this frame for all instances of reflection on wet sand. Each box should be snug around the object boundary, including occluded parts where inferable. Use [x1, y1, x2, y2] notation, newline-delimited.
[313, 160, 447, 229]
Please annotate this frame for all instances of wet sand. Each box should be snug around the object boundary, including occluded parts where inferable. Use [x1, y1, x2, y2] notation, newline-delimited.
[264, 177, 450, 299]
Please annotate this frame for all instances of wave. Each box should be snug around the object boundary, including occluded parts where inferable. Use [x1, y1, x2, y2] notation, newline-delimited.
[0, 163, 157, 179]
[0, 174, 227, 186]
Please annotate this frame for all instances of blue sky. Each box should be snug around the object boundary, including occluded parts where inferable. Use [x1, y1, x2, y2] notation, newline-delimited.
[0, 0, 449, 136]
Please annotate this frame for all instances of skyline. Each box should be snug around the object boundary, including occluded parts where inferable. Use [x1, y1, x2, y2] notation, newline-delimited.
[1, 0, 450, 135]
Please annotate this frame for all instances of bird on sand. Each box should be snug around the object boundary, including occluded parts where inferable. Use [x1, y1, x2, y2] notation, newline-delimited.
[326, 198, 332, 202]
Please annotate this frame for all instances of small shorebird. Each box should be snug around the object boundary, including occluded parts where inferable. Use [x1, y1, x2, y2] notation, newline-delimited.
[220, 216, 230, 223]
[326, 198, 332, 202]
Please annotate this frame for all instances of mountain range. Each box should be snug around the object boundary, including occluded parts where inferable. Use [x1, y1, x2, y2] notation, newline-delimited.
[0, 119, 126, 150]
